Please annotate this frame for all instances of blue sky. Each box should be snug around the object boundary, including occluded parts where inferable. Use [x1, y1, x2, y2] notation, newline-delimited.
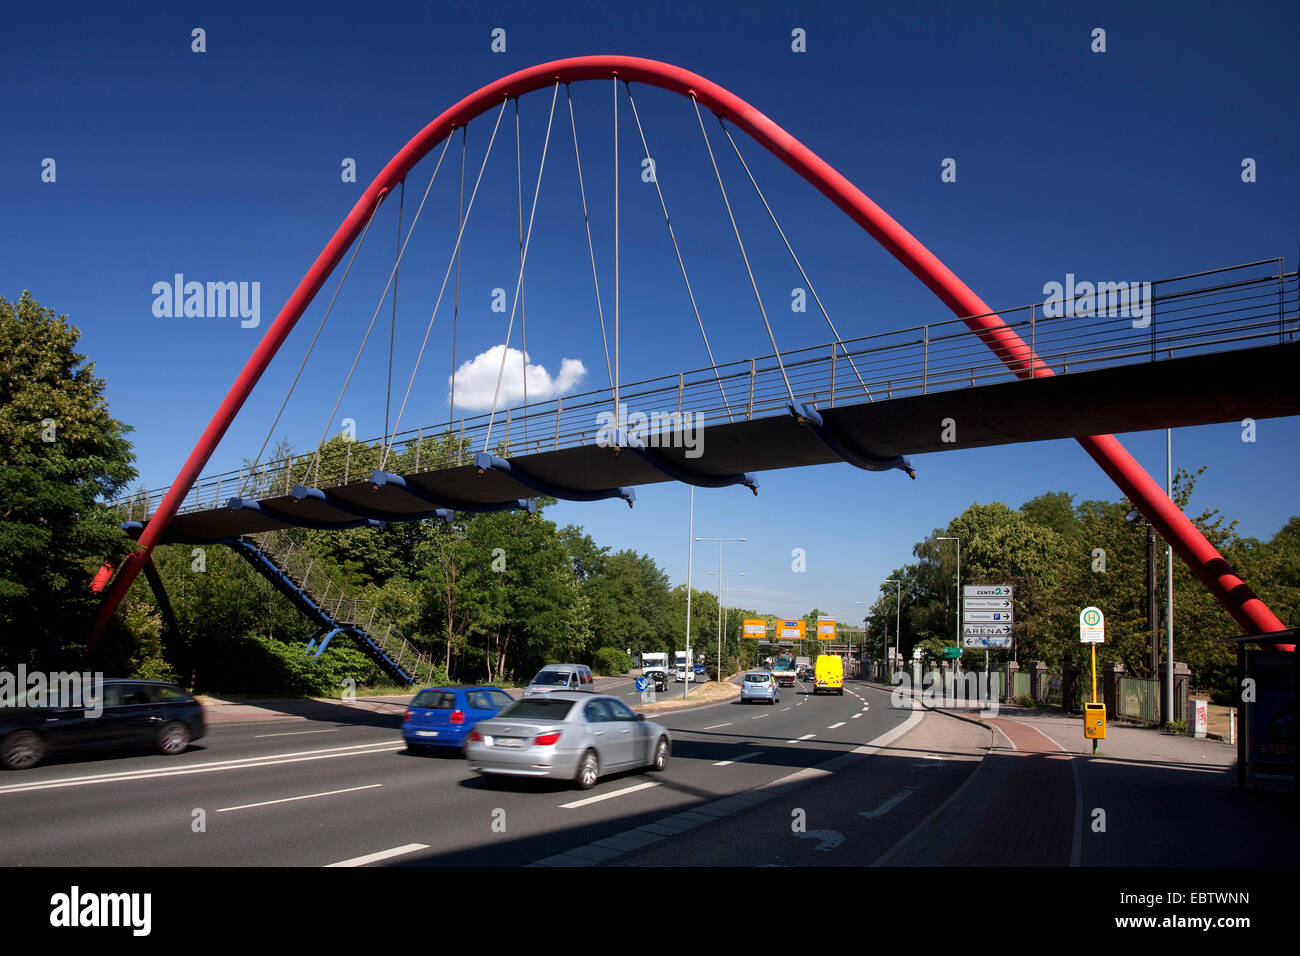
[4, 0, 1298, 626]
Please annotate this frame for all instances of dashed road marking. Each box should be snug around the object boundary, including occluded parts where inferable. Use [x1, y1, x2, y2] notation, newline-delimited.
[703, 723, 732, 730]
[218, 783, 382, 812]
[787, 734, 816, 743]
[827, 722, 845, 730]
[560, 781, 659, 809]
[326, 843, 428, 867]
[713, 751, 762, 767]
[860, 788, 916, 819]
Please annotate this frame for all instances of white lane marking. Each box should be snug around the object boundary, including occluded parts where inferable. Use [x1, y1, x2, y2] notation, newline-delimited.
[218, 784, 382, 812]
[0, 741, 399, 796]
[827, 722, 845, 729]
[860, 788, 916, 819]
[560, 781, 659, 809]
[703, 723, 732, 730]
[786, 734, 816, 743]
[781, 707, 791, 712]
[751, 714, 768, 720]
[713, 751, 762, 767]
[850, 713, 863, 719]
[254, 729, 340, 738]
[326, 843, 429, 867]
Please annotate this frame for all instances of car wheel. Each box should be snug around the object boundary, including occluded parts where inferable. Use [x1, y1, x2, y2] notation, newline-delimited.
[156, 721, 190, 756]
[1, 730, 46, 770]
[575, 750, 600, 790]
[651, 737, 670, 772]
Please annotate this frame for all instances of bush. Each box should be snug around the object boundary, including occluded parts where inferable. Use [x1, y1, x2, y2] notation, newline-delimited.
[193, 631, 381, 696]
[1012, 694, 1036, 708]
[593, 647, 635, 676]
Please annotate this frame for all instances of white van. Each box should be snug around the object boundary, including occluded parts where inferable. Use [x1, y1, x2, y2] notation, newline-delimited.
[524, 664, 594, 695]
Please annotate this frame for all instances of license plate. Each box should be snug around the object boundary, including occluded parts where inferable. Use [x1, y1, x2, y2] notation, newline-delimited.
[493, 737, 523, 748]
[416, 731, 438, 737]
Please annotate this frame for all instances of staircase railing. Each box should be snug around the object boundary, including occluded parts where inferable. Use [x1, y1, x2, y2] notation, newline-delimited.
[244, 528, 440, 687]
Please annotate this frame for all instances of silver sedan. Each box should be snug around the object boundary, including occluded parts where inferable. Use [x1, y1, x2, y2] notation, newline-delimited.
[465, 692, 671, 790]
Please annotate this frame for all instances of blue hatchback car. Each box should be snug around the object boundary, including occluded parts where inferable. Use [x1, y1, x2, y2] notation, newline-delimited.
[403, 686, 516, 754]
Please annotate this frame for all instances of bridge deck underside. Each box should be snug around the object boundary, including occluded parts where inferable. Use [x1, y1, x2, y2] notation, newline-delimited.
[161, 343, 1298, 542]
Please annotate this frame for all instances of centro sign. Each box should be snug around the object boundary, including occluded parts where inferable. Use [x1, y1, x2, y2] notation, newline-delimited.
[1079, 606, 1105, 644]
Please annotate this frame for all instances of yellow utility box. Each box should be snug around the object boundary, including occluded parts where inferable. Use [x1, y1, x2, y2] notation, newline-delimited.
[1083, 702, 1107, 739]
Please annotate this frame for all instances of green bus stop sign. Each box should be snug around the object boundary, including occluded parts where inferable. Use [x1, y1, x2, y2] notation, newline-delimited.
[943, 647, 962, 659]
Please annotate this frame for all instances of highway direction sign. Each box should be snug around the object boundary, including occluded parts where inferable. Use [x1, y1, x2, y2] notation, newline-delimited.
[964, 584, 1013, 599]
[964, 598, 1013, 611]
[962, 610, 1014, 623]
[962, 623, 1013, 637]
[963, 635, 1014, 649]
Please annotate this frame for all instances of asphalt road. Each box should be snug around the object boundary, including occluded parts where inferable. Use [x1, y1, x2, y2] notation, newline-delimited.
[0, 677, 962, 867]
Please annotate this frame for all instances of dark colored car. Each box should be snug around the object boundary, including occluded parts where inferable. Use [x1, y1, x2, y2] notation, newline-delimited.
[644, 669, 669, 692]
[0, 679, 205, 770]
[402, 686, 516, 754]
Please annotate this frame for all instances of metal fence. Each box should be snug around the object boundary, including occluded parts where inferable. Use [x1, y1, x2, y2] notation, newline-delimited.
[1118, 676, 1161, 723]
[111, 258, 1298, 523]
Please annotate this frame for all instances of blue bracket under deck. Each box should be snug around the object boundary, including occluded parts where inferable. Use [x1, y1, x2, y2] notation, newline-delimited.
[369, 471, 536, 514]
[226, 496, 388, 530]
[611, 430, 759, 494]
[473, 453, 635, 507]
[291, 484, 454, 525]
[787, 402, 916, 478]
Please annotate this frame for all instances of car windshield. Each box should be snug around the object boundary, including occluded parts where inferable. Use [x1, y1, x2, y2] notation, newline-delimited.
[529, 671, 571, 686]
[411, 691, 457, 708]
[745, 674, 769, 683]
[499, 699, 577, 720]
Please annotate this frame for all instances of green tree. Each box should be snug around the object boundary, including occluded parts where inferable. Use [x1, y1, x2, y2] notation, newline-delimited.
[0, 292, 138, 667]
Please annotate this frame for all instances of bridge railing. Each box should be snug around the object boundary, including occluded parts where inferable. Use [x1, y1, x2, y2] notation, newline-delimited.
[111, 258, 1297, 521]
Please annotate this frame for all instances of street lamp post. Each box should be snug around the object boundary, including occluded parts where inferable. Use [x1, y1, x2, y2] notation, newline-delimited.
[883, 579, 901, 684]
[709, 570, 747, 681]
[696, 536, 746, 685]
[684, 488, 694, 701]
[937, 536, 969, 678]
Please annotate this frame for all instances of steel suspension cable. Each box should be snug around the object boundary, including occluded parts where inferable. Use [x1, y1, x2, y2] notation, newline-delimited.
[566, 84, 614, 397]
[484, 83, 560, 451]
[248, 192, 385, 475]
[718, 118, 871, 401]
[315, 134, 453, 466]
[624, 81, 735, 422]
[692, 96, 796, 404]
[378, 100, 510, 471]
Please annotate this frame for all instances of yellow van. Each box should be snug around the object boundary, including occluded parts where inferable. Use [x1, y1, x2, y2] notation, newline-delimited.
[814, 654, 844, 695]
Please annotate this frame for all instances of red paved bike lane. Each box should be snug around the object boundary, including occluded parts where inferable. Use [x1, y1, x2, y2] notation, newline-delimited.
[945, 717, 1076, 866]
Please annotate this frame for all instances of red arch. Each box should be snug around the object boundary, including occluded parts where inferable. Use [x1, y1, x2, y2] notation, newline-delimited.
[91, 55, 1285, 644]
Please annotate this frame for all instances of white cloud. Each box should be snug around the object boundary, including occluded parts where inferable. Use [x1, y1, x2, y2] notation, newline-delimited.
[448, 344, 586, 412]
